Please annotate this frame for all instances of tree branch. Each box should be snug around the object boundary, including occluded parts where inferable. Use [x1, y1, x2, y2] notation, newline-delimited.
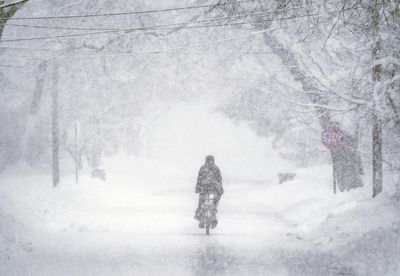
[0, 0, 27, 10]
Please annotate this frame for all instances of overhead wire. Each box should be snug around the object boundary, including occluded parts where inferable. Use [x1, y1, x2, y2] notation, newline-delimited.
[0, 0, 260, 20]
[0, 0, 353, 21]
[0, 7, 352, 43]
[0, 14, 332, 60]
[0, 0, 353, 69]
[3, 0, 342, 32]
[0, 18, 339, 63]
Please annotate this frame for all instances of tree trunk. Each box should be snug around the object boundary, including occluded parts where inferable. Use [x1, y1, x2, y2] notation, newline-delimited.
[372, 109, 383, 197]
[330, 134, 364, 192]
[371, 1, 383, 198]
[21, 61, 47, 163]
[52, 60, 59, 187]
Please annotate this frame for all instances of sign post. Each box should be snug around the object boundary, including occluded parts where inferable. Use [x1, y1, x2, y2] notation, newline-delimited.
[322, 125, 346, 194]
[75, 120, 79, 184]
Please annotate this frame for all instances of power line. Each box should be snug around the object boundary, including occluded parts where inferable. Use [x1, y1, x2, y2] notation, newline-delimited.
[5, 23, 120, 32]
[0, 0, 259, 20]
[0, 29, 117, 43]
[0, 17, 330, 60]
[0, 9, 348, 43]
[4, 1, 341, 33]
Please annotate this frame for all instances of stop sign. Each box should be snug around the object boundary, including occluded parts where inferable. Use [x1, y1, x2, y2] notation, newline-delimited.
[322, 125, 345, 151]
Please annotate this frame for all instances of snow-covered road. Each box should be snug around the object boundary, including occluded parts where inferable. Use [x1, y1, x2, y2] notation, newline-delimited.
[0, 184, 325, 276]
[3, 162, 399, 276]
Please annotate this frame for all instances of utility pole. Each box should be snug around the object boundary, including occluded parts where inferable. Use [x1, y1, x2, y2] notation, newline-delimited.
[371, 0, 383, 198]
[75, 120, 79, 184]
[52, 59, 59, 187]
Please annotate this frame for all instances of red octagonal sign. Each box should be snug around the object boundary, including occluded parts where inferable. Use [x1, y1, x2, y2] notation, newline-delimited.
[322, 125, 345, 151]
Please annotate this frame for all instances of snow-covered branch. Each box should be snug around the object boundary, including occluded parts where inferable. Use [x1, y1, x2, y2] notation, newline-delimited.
[283, 96, 358, 112]
[0, 0, 27, 9]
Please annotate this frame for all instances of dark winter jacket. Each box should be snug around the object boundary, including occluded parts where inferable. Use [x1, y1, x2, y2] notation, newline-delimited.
[195, 163, 223, 195]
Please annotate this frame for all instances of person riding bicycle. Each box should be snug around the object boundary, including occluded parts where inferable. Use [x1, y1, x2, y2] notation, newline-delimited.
[194, 155, 223, 229]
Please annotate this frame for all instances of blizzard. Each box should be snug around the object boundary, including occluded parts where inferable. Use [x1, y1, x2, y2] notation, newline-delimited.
[1, 0, 400, 275]
[1, 105, 399, 276]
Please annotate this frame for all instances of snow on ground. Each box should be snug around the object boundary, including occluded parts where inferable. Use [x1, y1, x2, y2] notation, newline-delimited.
[1, 160, 400, 276]
[1, 104, 400, 275]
